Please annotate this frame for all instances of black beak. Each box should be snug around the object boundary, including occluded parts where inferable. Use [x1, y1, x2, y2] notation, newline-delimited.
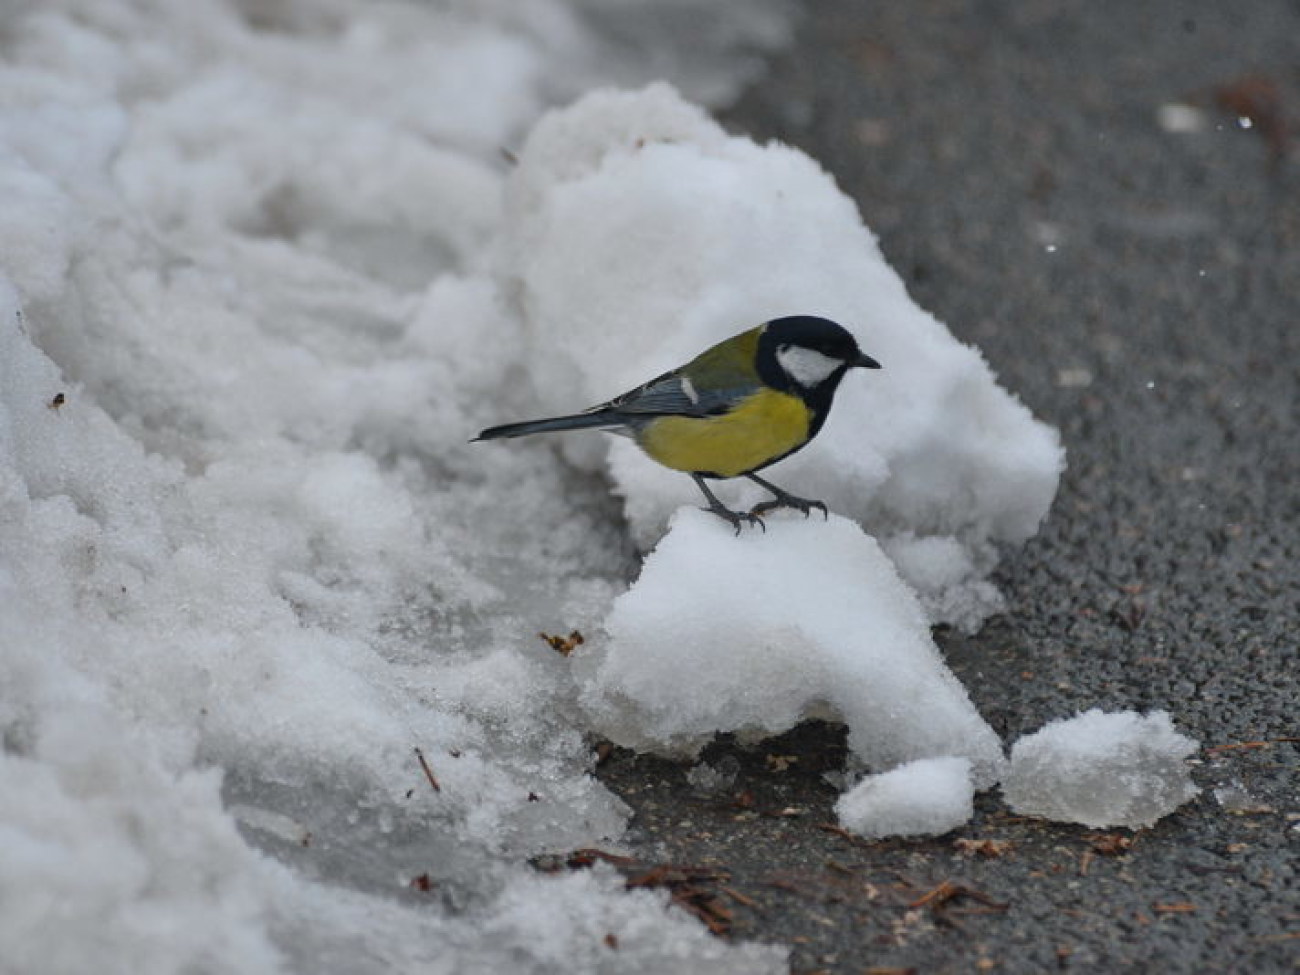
[854, 351, 882, 370]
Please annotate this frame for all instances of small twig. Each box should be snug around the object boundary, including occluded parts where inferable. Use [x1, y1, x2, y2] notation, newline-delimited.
[719, 884, 760, 909]
[953, 837, 1013, 859]
[414, 746, 441, 792]
[625, 865, 729, 888]
[1205, 737, 1300, 755]
[909, 880, 1009, 912]
[1079, 850, 1095, 877]
[815, 822, 871, 847]
[567, 848, 639, 869]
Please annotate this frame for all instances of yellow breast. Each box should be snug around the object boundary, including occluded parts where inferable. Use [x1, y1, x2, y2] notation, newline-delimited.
[635, 388, 812, 478]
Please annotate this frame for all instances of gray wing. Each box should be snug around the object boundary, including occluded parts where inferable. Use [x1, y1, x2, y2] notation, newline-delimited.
[595, 369, 746, 419]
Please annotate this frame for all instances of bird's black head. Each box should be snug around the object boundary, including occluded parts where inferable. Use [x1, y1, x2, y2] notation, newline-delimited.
[756, 316, 881, 403]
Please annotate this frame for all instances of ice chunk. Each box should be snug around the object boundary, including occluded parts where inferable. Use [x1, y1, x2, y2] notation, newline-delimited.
[686, 758, 739, 796]
[1212, 782, 1273, 815]
[836, 756, 974, 839]
[470, 866, 787, 974]
[579, 509, 1007, 788]
[1002, 709, 1200, 828]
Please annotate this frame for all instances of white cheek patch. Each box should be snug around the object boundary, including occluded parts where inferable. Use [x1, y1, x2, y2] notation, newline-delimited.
[680, 376, 700, 404]
[776, 344, 843, 387]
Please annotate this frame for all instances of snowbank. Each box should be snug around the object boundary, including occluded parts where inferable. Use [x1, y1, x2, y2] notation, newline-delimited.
[0, 2, 796, 972]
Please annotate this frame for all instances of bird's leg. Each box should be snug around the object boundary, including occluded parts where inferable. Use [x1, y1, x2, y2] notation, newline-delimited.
[745, 473, 829, 520]
[691, 474, 764, 535]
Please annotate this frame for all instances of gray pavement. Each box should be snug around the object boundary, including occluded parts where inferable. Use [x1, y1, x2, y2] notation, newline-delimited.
[595, 3, 1300, 971]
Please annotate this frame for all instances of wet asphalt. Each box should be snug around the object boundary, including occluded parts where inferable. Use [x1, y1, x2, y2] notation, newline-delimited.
[594, 2, 1300, 971]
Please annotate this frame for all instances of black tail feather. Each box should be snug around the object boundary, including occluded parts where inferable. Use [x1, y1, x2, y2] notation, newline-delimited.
[473, 411, 620, 442]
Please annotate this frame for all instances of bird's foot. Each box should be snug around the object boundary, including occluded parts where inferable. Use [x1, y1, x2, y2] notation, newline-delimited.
[702, 503, 765, 536]
[749, 492, 828, 521]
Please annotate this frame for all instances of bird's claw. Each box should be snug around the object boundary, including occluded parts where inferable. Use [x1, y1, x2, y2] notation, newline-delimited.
[749, 496, 828, 521]
[703, 504, 766, 535]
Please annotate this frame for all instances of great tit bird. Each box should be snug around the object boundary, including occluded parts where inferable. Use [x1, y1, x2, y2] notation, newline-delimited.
[474, 315, 881, 533]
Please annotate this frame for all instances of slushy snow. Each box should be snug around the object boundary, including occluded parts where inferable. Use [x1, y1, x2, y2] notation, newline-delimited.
[835, 757, 975, 840]
[0, 0, 1196, 971]
[1002, 710, 1201, 828]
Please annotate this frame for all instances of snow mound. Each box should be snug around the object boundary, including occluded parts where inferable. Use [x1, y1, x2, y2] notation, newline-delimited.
[835, 756, 974, 840]
[1002, 710, 1201, 828]
[579, 509, 1007, 788]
